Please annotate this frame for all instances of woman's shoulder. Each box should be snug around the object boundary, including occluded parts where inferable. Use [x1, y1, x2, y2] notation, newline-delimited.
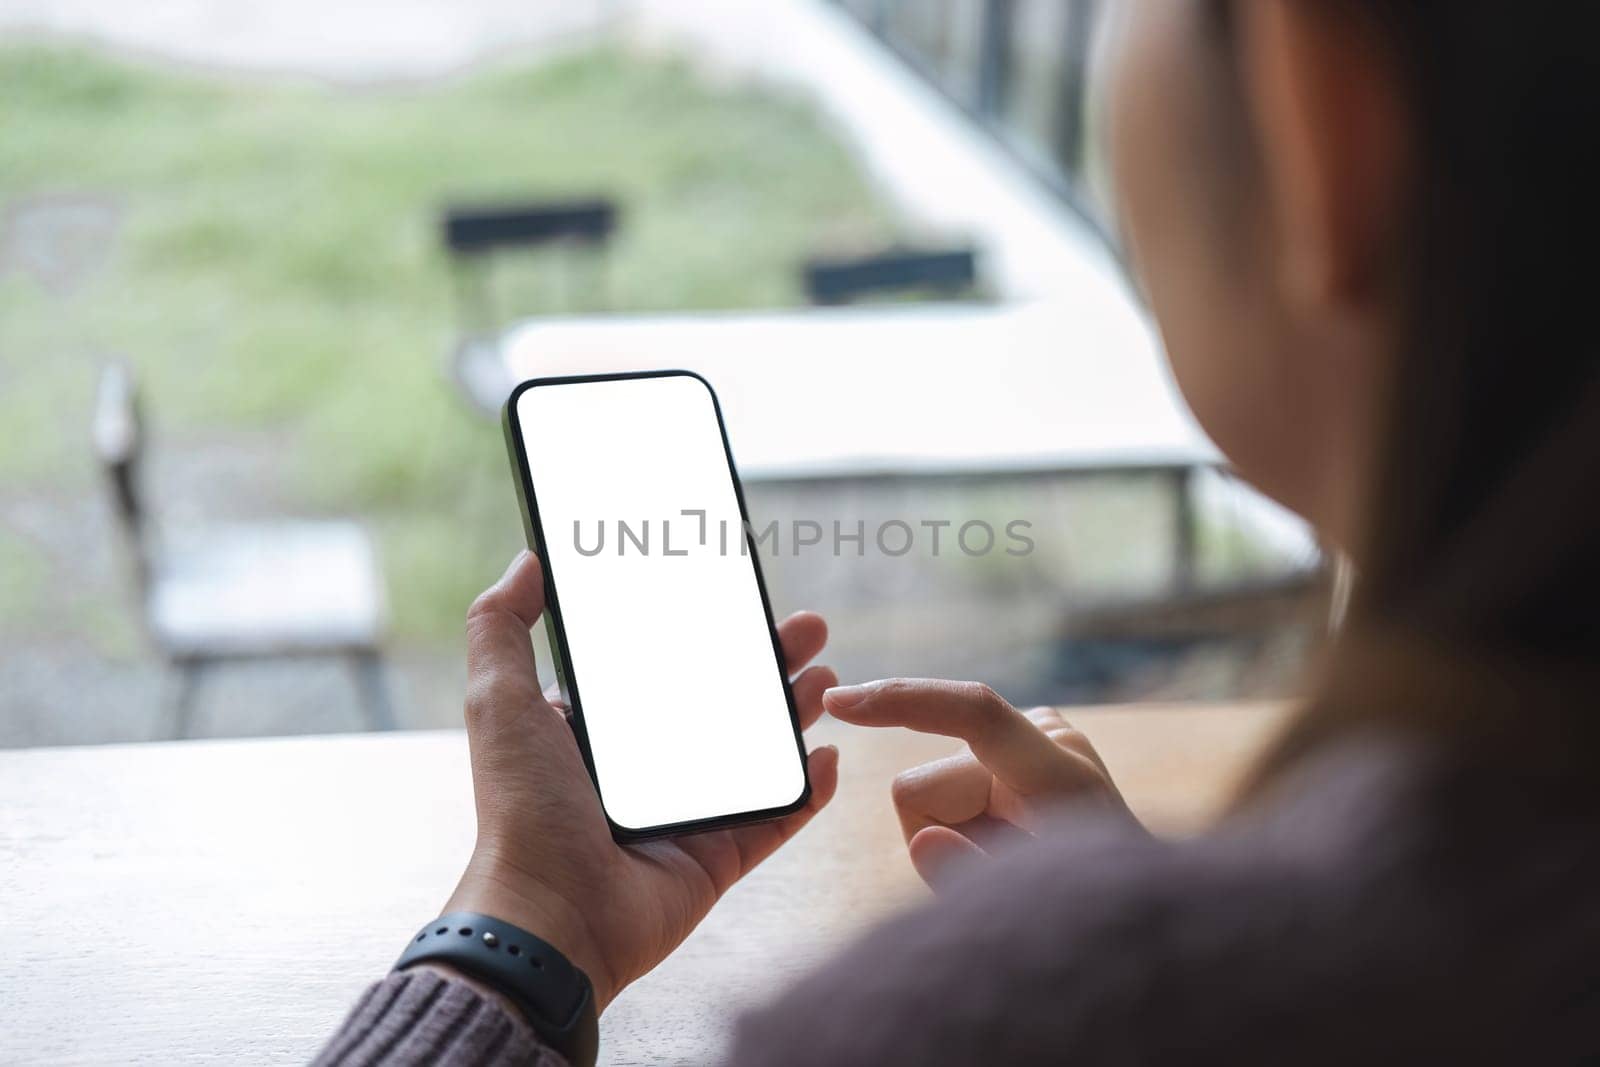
[730, 735, 1600, 1066]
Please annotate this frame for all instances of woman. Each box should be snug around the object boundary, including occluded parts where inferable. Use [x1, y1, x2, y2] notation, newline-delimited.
[319, 1, 1600, 1063]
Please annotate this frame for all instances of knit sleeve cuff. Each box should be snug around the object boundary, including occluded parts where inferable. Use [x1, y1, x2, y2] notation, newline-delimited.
[313, 967, 571, 1067]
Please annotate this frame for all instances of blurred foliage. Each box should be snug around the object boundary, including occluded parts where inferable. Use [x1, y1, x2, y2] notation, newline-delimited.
[0, 529, 46, 625]
[0, 43, 894, 643]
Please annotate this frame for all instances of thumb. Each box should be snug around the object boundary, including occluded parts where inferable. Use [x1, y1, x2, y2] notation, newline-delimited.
[465, 551, 549, 713]
[907, 825, 986, 891]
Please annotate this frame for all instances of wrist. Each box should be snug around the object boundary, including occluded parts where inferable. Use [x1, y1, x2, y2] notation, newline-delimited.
[396, 912, 600, 1066]
[445, 849, 617, 1012]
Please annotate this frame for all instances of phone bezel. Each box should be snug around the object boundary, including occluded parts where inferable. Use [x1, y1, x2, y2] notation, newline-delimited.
[501, 369, 812, 843]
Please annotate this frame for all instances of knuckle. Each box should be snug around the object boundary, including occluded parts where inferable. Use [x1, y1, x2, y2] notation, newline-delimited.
[464, 609, 499, 651]
[960, 682, 1011, 734]
[1057, 728, 1096, 756]
[1025, 706, 1064, 729]
[970, 682, 1004, 709]
[463, 677, 500, 727]
[464, 670, 539, 726]
[890, 768, 921, 806]
[464, 671, 496, 710]
[877, 677, 916, 701]
[465, 587, 503, 624]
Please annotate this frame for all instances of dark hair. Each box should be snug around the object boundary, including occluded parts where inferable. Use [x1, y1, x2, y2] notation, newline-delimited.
[1239, 3, 1600, 788]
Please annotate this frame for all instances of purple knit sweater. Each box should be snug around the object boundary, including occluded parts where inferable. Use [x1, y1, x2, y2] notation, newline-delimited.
[316, 736, 1600, 1065]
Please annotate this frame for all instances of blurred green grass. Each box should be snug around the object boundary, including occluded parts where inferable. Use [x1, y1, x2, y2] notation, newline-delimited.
[0, 43, 894, 644]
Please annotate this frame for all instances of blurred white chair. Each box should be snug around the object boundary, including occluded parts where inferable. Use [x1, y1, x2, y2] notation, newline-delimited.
[94, 364, 394, 738]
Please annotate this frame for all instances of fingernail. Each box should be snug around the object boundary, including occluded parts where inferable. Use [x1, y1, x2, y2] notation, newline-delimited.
[500, 549, 531, 582]
[810, 744, 839, 764]
[823, 684, 869, 709]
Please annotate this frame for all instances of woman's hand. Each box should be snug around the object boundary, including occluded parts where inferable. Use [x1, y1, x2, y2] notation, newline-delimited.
[444, 551, 840, 1012]
[822, 679, 1133, 889]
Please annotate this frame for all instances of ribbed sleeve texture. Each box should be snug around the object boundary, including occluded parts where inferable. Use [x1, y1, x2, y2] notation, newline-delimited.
[313, 968, 570, 1067]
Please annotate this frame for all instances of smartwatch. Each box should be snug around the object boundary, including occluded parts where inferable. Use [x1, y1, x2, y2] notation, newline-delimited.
[395, 911, 599, 1066]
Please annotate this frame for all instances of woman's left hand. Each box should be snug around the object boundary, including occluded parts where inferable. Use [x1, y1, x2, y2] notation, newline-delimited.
[443, 551, 840, 1013]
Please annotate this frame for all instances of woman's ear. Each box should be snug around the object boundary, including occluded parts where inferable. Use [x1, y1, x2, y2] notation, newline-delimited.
[1236, 0, 1409, 313]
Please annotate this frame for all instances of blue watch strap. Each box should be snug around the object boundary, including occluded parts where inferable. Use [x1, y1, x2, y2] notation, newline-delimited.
[395, 911, 598, 1066]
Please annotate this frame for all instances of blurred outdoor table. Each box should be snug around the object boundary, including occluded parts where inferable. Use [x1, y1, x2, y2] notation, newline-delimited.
[501, 300, 1217, 480]
[0, 701, 1288, 1065]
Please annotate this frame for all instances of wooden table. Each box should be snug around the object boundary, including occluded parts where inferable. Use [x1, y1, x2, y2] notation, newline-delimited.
[0, 703, 1288, 1065]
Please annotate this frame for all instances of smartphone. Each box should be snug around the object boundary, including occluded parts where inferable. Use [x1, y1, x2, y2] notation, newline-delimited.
[502, 370, 810, 841]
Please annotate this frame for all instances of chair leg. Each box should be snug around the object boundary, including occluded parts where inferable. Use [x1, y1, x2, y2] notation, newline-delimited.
[168, 661, 208, 740]
[350, 651, 397, 732]
[1170, 465, 1200, 595]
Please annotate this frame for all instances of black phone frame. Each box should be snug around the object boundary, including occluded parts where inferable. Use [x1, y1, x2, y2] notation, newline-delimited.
[501, 369, 813, 843]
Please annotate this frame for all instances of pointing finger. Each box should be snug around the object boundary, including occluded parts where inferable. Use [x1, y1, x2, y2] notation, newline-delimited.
[824, 678, 1072, 795]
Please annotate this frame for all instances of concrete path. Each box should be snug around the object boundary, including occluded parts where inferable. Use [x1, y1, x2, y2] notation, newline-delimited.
[0, 0, 616, 81]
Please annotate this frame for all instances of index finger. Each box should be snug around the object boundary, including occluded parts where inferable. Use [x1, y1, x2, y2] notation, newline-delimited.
[823, 678, 1071, 795]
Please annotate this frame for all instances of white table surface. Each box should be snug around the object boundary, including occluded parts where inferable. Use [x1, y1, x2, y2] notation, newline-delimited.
[0, 703, 1287, 1065]
[501, 299, 1217, 480]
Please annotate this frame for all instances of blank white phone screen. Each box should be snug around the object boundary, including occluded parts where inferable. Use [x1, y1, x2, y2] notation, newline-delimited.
[515, 374, 806, 832]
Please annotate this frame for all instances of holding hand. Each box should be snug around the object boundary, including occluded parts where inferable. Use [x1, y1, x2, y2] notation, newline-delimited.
[822, 679, 1134, 889]
[445, 551, 840, 1012]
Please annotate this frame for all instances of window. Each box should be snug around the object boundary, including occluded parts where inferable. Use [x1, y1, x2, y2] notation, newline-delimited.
[837, 0, 1104, 221]
[882, 0, 988, 107]
[998, 0, 1095, 179]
